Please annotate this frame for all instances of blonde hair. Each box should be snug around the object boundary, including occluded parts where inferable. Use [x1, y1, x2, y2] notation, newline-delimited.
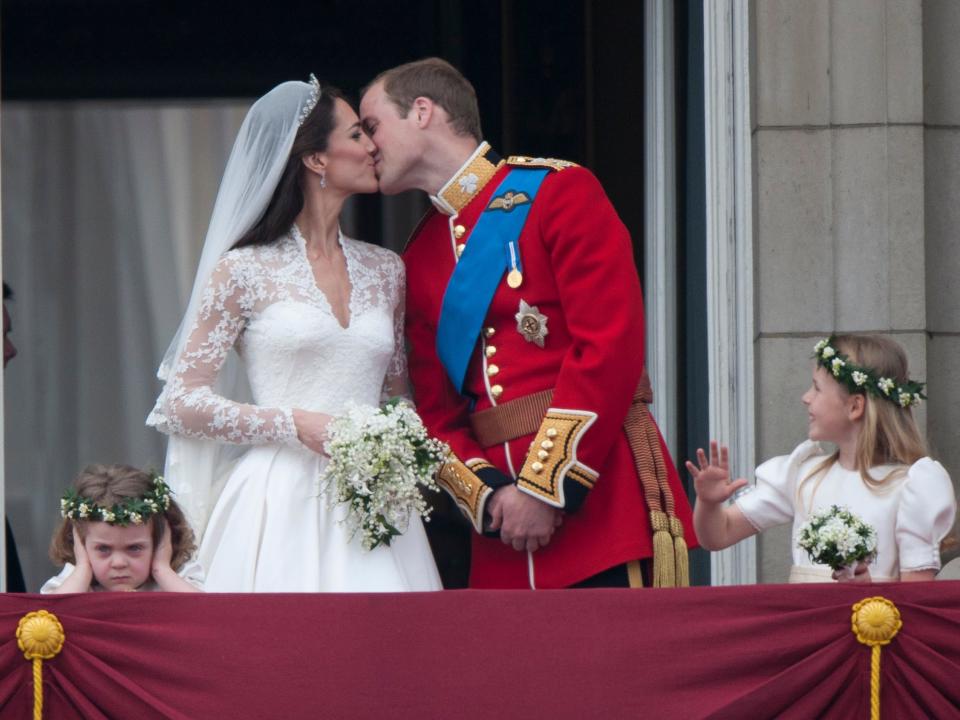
[49, 464, 196, 571]
[800, 334, 928, 507]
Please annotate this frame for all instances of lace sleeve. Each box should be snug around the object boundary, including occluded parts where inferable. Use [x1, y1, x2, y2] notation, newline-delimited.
[381, 251, 411, 402]
[150, 252, 298, 445]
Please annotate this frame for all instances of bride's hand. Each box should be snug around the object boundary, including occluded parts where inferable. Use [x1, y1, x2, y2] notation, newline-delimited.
[292, 409, 332, 455]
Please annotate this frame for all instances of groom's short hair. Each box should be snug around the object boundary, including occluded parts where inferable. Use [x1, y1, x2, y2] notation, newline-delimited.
[369, 58, 482, 142]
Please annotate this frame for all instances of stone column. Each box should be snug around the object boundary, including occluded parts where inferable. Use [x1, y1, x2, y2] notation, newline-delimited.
[923, 0, 960, 563]
[751, 0, 928, 582]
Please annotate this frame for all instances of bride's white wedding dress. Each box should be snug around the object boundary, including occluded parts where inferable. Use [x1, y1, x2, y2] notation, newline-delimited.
[148, 225, 441, 591]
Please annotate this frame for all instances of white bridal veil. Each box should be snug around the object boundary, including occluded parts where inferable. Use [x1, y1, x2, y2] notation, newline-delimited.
[148, 76, 320, 536]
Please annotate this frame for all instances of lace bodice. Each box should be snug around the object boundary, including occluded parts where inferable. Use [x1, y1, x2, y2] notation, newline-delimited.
[148, 227, 407, 445]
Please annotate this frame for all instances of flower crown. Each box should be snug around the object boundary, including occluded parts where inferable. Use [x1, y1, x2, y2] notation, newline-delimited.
[60, 473, 173, 526]
[813, 337, 926, 409]
[297, 73, 321, 126]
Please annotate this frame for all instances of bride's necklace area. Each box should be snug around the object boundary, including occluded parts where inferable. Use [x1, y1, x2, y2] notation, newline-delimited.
[298, 226, 353, 328]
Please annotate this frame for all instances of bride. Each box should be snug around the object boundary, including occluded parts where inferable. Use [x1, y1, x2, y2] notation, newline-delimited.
[148, 76, 442, 592]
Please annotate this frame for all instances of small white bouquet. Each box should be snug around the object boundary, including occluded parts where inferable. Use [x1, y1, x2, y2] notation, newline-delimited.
[797, 505, 878, 577]
[322, 398, 448, 551]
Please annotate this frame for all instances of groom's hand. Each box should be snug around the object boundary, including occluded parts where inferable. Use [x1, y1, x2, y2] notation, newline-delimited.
[488, 485, 562, 552]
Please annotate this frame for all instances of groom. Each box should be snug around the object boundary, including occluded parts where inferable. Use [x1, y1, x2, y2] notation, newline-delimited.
[360, 58, 696, 589]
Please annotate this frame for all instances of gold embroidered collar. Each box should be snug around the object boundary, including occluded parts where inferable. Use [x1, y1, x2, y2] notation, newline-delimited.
[430, 142, 504, 216]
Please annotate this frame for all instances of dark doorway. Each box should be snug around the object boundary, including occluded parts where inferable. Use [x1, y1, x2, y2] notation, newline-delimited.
[675, 0, 710, 586]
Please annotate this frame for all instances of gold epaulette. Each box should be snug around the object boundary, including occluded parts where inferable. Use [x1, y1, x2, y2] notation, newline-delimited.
[506, 155, 579, 172]
[436, 456, 496, 533]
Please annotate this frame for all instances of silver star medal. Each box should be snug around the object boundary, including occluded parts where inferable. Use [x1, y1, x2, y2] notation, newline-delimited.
[515, 300, 548, 348]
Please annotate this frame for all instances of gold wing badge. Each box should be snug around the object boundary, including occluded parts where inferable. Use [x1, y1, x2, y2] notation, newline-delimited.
[488, 190, 531, 213]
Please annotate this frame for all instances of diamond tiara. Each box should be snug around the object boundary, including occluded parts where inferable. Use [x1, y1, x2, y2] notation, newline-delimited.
[298, 73, 322, 126]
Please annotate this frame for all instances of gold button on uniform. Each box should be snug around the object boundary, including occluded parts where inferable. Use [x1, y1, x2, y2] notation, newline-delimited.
[490, 384, 503, 399]
[456, 243, 466, 257]
[531, 462, 544, 473]
[537, 450, 549, 460]
[484, 327, 496, 338]
[485, 345, 497, 358]
[454, 224, 466, 239]
[541, 440, 554, 450]
[546, 428, 558, 438]
[486, 364, 500, 377]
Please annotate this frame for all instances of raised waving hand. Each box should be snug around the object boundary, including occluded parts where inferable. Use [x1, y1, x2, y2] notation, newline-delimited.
[687, 441, 755, 551]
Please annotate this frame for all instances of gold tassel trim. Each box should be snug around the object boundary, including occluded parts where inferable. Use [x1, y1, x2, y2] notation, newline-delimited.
[670, 515, 690, 587]
[624, 381, 690, 588]
[650, 510, 676, 588]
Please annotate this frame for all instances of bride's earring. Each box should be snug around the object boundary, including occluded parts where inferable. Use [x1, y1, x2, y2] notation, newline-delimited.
[320, 174, 327, 189]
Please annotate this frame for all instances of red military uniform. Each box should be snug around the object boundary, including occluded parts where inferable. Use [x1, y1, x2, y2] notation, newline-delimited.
[405, 143, 696, 588]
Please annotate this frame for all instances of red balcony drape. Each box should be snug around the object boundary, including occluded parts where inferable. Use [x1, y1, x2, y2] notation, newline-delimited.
[2, 581, 959, 719]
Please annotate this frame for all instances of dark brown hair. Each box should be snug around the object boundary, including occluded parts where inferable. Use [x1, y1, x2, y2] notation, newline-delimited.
[368, 57, 482, 141]
[49, 464, 196, 571]
[232, 83, 346, 249]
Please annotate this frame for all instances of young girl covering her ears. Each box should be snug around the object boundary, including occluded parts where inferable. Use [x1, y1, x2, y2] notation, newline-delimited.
[42, 464, 204, 592]
[688, 334, 957, 583]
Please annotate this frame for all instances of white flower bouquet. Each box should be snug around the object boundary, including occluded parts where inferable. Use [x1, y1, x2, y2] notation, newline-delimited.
[322, 399, 448, 550]
[797, 505, 877, 576]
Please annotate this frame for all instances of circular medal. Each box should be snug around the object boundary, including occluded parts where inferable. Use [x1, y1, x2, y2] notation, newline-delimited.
[507, 269, 523, 289]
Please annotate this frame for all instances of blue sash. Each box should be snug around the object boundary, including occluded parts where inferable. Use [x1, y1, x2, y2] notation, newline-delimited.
[436, 167, 549, 393]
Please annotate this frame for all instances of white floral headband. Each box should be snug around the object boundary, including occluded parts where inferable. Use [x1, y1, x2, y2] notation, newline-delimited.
[60, 473, 172, 526]
[813, 337, 925, 409]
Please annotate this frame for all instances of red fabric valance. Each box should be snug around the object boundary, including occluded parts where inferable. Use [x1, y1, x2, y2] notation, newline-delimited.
[2, 581, 959, 719]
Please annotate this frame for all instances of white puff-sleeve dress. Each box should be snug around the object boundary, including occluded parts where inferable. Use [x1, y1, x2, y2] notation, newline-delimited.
[735, 440, 957, 582]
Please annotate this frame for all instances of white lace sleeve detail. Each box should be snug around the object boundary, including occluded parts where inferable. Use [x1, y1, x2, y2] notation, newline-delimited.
[149, 252, 298, 445]
[381, 251, 411, 402]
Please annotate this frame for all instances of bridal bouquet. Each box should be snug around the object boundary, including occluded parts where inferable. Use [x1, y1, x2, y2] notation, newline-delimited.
[322, 399, 448, 550]
[797, 505, 877, 575]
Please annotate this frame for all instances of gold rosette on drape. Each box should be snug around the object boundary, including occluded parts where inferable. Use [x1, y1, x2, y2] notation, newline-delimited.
[16, 610, 65, 720]
[851, 596, 902, 720]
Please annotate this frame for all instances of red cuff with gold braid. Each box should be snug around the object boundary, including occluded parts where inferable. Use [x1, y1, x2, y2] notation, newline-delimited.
[436, 457, 512, 533]
[516, 409, 599, 511]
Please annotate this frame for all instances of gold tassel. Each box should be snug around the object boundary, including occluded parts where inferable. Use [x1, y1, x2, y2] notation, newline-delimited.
[650, 510, 676, 587]
[670, 515, 690, 587]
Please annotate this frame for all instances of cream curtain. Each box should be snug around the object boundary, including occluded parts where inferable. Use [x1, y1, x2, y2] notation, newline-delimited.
[2, 100, 250, 590]
[1, 98, 430, 590]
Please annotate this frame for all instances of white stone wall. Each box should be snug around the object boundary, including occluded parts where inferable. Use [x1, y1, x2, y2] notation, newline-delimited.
[923, 0, 960, 563]
[749, 0, 948, 582]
